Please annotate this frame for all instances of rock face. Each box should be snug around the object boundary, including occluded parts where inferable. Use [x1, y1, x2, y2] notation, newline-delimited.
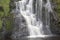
[9, 0, 60, 40]
[10, 0, 29, 40]
[50, 0, 60, 35]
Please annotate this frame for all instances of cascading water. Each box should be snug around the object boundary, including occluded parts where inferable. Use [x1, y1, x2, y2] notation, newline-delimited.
[12, 0, 53, 39]
[18, 0, 43, 35]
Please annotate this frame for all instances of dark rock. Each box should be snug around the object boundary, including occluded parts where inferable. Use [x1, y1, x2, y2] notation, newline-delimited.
[0, 6, 4, 12]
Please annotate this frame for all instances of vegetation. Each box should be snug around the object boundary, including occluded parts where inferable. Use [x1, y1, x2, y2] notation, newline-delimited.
[0, 0, 10, 16]
[0, 0, 13, 31]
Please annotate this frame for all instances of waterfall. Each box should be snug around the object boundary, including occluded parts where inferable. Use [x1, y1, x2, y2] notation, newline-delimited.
[12, 0, 53, 39]
[17, 0, 43, 35]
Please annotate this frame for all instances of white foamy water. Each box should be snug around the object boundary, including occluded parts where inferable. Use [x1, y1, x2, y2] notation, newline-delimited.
[16, 0, 43, 36]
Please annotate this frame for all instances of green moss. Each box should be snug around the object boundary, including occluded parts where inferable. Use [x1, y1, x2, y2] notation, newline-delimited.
[0, 11, 4, 17]
[0, 0, 10, 16]
[6, 19, 12, 31]
[56, 6, 60, 10]
[54, 0, 60, 20]
[0, 20, 2, 29]
[0, 0, 13, 31]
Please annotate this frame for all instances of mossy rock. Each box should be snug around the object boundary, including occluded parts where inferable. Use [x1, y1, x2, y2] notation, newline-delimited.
[0, 20, 3, 29]
[55, 0, 60, 19]
[0, 0, 14, 31]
